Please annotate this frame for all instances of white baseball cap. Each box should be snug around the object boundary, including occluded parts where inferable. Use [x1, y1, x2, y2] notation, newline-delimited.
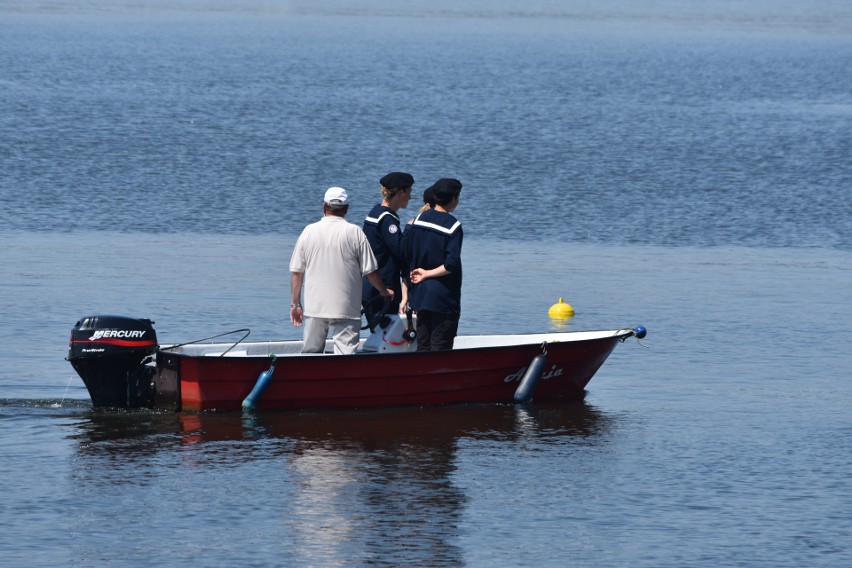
[324, 186, 349, 206]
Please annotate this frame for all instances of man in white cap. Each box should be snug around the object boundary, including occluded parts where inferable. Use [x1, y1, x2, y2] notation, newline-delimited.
[290, 186, 393, 354]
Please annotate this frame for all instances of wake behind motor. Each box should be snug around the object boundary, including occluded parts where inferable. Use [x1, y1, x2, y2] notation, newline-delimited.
[68, 315, 158, 408]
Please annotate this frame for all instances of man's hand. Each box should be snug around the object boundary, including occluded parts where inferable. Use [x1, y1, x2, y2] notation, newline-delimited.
[290, 305, 303, 327]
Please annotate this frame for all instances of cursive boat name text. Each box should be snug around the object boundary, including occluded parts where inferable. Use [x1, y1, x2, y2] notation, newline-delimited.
[504, 364, 564, 384]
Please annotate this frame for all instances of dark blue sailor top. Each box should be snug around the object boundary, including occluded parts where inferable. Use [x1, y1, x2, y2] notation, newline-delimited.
[362, 204, 404, 305]
[405, 208, 463, 315]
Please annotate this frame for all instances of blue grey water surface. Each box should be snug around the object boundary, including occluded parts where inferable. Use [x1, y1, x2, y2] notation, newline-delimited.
[1, 1, 851, 567]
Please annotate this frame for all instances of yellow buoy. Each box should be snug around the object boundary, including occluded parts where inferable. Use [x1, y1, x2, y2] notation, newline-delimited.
[548, 297, 574, 319]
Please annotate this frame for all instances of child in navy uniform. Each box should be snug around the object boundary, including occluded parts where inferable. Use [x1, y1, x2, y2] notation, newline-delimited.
[362, 172, 414, 325]
[405, 178, 463, 351]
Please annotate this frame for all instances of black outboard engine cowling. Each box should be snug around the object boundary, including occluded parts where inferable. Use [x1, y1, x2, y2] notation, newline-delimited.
[68, 315, 158, 408]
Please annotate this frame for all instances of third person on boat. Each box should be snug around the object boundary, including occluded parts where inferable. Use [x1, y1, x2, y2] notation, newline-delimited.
[405, 178, 463, 351]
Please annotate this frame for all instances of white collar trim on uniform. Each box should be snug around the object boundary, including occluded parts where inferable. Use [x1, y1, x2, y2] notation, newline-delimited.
[365, 210, 399, 224]
[412, 214, 461, 235]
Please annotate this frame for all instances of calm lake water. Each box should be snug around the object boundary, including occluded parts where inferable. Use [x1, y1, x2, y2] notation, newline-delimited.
[1, 1, 851, 566]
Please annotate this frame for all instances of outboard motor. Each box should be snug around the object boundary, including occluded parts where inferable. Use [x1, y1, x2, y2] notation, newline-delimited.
[362, 314, 417, 353]
[68, 315, 158, 408]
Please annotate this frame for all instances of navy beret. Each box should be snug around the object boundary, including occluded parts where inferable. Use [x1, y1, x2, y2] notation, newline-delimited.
[427, 178, 462, 203]
[380, 172, 414, 190]
[422, 186, 436, 206]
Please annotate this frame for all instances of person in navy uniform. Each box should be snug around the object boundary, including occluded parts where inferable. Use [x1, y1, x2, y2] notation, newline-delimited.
[362, 172, 414, 326]
[406, 178, 463, 351]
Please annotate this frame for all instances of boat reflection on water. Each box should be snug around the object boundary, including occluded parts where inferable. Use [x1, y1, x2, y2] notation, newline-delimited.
[68, 402, 614, 566]
[69, 400, 614, 457]
[177, 401, 613, 447]
[180, 402, 614, 564]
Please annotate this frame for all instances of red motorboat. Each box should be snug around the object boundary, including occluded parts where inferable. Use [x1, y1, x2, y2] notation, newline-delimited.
[68, 315, 646, 412]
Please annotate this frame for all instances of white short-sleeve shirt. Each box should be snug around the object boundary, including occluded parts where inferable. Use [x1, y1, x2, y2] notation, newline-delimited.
[290, 216, 379, 319]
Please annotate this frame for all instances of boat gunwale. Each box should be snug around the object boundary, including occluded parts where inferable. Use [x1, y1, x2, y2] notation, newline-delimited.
[158, 328, 635, 359]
